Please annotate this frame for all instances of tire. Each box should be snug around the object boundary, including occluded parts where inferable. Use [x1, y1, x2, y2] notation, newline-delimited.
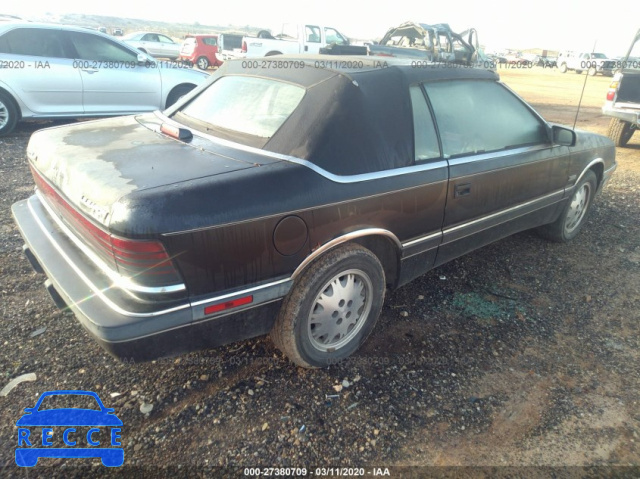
[196, 56, 210, 70]
[588, 66, 597, 76]
[575, 69, 582, 74]
[0, 90, 19, 136]
[538, 170, 597, 243]
[559, 63, 567, 73]
[165, 84, 195, 108]
[607, 118, 635, 147]
[271, 244, 385, 368]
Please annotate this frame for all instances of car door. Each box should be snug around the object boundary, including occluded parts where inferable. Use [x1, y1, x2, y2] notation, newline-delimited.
[422, 79, 570, 265]
[303, 25, 322, 53]
[0, 27, 83, 115]
[65, 31, 162, 114]
[156, 34, 179, 59]
[139, 33, 161, 56]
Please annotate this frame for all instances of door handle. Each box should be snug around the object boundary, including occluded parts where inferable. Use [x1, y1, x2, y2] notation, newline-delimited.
[454, 183, 471, 198]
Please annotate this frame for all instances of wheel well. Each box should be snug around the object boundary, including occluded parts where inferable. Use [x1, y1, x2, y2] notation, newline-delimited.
[351, 236, 400, 289]
[589, 163, 604, 189]
[0, 87, 22, 120]
[265, 51, 282, 56]
[166, 83, 197, 107]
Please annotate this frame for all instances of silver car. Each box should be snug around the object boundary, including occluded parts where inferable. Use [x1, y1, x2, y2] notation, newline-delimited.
[122, 32, 182, 60]
[0, 22, 209, 136]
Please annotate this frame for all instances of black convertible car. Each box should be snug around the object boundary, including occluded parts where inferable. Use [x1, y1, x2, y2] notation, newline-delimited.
[12, 56, 616, 367]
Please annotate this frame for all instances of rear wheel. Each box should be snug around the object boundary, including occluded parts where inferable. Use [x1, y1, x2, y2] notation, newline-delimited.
[607, 118, 635, 147]
[588, 66, 597, 76]
[271, 244, 385, 368]
[0, 90, 18, 136]
[196, 56, 210, 70]
[559, 63, 568, 73]
[538, 170, 597, 242]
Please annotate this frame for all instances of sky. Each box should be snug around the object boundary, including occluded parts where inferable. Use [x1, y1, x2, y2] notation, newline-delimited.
[7, 0, 639, 56]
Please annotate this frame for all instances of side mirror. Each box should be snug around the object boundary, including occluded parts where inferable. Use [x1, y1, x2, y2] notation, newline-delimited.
[552, 125, 576, 146]
[137, 53, 151, 64]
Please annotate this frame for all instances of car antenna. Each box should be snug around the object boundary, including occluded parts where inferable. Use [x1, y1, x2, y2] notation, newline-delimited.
[573, 40, 598, 130]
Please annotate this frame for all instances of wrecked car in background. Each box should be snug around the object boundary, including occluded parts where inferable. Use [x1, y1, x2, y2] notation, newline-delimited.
[12, 57, 615, 368]
[603, 28, 640, 147]
[366, 22, 488, 67]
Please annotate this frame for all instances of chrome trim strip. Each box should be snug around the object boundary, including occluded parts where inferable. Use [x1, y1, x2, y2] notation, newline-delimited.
[191, 278, 291, 307]
[292, 228, 402, 279]
[27, 197, 190, 319]
[573, 158, 605, 188]
[153, 111, 449, 184]
[441, 189, 564, 243]
[36, 190, 186, 295]
[102, 299, 282, 344]
[402, 231, 442, 248]
[446, 144, 551, 167]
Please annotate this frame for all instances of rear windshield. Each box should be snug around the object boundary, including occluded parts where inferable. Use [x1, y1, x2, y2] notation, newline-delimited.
[177, 75, 305, 139]
[183, 37, 196, 45]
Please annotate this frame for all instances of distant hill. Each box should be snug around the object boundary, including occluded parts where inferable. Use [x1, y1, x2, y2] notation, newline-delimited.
[25, 12, 264, 39]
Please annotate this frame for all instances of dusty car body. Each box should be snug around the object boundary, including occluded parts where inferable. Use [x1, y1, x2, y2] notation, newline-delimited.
[12, 57, 616, 368]
[603, 28, 640, 146]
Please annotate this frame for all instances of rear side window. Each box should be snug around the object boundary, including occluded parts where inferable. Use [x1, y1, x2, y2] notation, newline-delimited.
[179, 76, 305, 138]
[409, 86, 440, 162]
[424, 80, 548, 157]
[0, 28, 67, 58]
[203, 37, 217, 46]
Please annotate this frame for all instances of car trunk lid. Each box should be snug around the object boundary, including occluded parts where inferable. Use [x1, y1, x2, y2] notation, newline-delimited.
[27, 114, 278, 230]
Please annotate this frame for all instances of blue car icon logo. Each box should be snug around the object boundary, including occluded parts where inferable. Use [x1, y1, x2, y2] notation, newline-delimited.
[15, 390, 123, 467]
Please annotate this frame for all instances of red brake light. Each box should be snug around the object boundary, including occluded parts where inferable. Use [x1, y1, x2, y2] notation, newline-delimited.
[241, 41, 247, 53]
[606, 90, 616, 101]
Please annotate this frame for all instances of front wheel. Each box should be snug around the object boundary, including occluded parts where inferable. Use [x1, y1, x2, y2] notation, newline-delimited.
[559, 63, 568, 73]
[588, 66, 597, 76]
[607, 118, 635, 147]
[538, 170, 597, 242]
[271, 244, 385, 368]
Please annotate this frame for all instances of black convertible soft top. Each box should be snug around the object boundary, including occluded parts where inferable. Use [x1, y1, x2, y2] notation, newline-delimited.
[186, 56, 499, 176]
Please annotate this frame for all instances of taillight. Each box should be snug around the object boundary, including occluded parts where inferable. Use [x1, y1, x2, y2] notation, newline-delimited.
[606, 73, 622, 101]
[241, 41, 247, 53]
[31, 166, 183, 289]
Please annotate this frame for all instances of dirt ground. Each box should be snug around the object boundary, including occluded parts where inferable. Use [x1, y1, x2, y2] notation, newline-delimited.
[0, 66, 639, 477]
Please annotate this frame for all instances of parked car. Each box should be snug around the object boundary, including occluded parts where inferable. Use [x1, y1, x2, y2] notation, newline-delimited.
[603, 28, 640, 146]
[221, 23, 352, 59]
[12, 57, 616, 368]
[0, 22, 208, 136]
[215, 33, 245, 63]
[179, 34, 222, 70]
[112, 28, 123, 36]
[558, 51, 616, 76]
[122, 31, 181, 60]
[365, 22, 486, 66]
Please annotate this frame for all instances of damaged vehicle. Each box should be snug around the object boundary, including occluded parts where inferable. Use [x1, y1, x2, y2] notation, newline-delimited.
[12, 57, 616, 368]
[603, 28, 640, 146]
[364, 22, 487, 67]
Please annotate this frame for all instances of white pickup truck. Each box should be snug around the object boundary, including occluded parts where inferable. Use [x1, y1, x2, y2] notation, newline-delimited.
[218, 23, 352, 60]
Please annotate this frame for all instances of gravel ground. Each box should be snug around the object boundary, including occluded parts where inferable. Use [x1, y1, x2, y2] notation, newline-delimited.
[0, 68, 639, 478]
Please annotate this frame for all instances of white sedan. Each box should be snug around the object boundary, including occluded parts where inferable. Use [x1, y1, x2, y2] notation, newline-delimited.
[0, 22, 209, 136]
[122, 32, 182, 60]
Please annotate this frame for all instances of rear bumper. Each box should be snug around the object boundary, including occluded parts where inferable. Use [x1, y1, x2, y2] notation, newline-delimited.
[11, 194, 289, 361]
[602, 103, 640, 126]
